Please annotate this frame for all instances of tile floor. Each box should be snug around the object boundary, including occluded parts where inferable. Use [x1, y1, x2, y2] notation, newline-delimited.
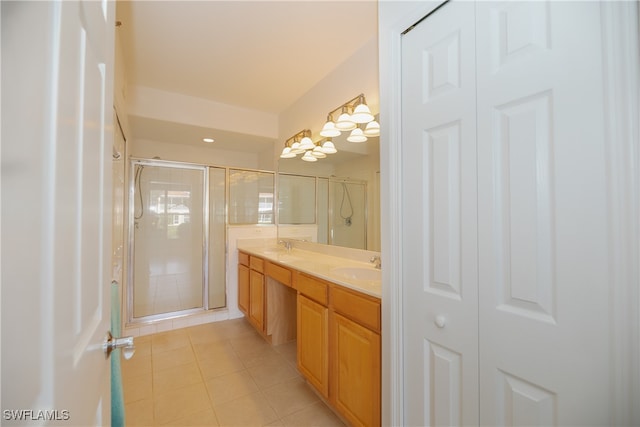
[121, 318, 346, 426]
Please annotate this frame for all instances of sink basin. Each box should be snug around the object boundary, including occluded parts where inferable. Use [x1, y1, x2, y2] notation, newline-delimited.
[262, 249, 286, 256]
[330, 266, 381, 282]
[277, 254, 304, 263]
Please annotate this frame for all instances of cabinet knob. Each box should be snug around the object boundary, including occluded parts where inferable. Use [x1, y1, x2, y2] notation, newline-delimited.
[434, 315, 446, 328]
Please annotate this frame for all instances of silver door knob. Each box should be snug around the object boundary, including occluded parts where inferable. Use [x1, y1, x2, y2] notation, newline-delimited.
[103, 331, 135, 360]
[434, 315, 446, 328]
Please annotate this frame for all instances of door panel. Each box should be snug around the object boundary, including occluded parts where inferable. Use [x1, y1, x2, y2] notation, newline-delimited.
[2, 0, 114, 424]
[297, 295, 329, 398]
[476, 2, 610, 425]
[401, 2, 478, 425]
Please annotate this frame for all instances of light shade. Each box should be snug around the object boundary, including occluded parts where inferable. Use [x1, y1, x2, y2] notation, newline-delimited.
[364, 120, 380, 136]
[299, 136, 315, 150]
[301, 151, 318, 162]
[321, 139, 337, 154]
[347, 128, 367, 143]
[311, 146, 327, 158]
[280, 147, 296, 158]
[351, 103, 374, 123]
[335, 112, 356, 131]
[290, 141, 305, 154]
[320, 120, 341, 137]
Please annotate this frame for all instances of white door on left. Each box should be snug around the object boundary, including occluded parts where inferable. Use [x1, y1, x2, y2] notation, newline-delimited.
[2, 0, 115, 424]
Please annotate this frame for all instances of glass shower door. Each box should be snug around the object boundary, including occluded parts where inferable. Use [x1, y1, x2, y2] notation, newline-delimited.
[132, 162, 205, 319]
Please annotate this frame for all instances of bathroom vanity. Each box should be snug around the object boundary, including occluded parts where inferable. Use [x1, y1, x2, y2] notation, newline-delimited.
[237, 242, 381, 427]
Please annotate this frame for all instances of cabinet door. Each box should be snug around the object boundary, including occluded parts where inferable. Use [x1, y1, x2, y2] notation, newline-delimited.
[330, 312, 380, 427]
[238, 264, 249, 315]
[297, 294, 329, 398]
[249, 269, 265, 331]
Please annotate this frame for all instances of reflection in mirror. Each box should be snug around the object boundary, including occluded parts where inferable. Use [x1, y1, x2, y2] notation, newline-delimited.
[278, 131, 380, 251]
[228, 169, 275, 225]
[278, 174, 316, 225]
[327, 178, 367, 249]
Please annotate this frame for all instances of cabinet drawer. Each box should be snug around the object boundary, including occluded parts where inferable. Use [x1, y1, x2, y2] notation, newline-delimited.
[331, 285, 381, 333]
[296, 273, 328, 306]
[238, 251, 249, 267]
[249, 255, 264, 273]
[266, 261, 292, 287]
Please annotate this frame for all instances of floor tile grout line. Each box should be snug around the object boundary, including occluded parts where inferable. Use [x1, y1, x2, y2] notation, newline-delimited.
[188, 330, 222, 427]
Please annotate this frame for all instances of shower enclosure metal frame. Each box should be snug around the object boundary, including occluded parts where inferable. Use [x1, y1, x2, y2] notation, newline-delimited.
[126, 158, 221, 325]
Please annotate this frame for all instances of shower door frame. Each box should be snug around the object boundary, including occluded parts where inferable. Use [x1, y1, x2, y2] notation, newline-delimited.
[126, 158, 215, 325]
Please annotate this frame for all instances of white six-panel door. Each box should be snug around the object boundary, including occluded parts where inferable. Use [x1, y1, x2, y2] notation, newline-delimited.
[401, 2, 479, 425]
[401, 1, 615, 425]
[476, 2, 611, 425]
[2, 0, 115, 424]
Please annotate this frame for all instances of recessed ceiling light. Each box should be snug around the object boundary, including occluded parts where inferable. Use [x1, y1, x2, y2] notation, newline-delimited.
[203, 138, 215, 143]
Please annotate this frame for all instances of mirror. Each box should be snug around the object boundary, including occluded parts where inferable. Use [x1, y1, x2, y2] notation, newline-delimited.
[277, 132, 380, 251]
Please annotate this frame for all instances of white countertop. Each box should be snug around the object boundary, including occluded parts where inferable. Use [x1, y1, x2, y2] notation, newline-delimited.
[237, 243, 382, 299]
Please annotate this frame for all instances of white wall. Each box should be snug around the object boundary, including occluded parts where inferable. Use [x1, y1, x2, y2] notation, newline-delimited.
[277, 37, 379, 158]
[131, 138, 261, 170]
[129, 86, 278, 139]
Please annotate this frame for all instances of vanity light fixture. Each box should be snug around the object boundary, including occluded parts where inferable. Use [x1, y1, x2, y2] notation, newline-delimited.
[320, 93, 379, 141]
[280, 129, 336, 161]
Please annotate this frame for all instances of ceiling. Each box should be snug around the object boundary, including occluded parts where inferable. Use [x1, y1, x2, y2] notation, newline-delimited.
[116, 1, 378, 150]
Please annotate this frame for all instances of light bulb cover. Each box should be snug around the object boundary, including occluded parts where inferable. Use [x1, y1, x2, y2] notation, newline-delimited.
[321, 140, 337, 154]
[320, 120, 341, 137]
[280, 147, 296, 158]
[311, 145, 327, 158]
[351, 103, 374, 123]
[299, 136, 315, 150]
[301, 151, 318, 162]
[364, 120, 380, 136]
[335, 112, 356, 131]
[347, 128, 368, 143]
[290, 141, 305, 154]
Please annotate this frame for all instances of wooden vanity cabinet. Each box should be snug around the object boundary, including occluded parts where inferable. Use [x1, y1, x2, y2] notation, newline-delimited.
[296, 273, 330, 398]
[238, 251, 250, 315]
[238, 250, 381, 426]
[330, 284, 381, 427]
[238, 251, 267, 332]
[238, 251, 296, 344]
[238, 263, 249, 315]
[249, 268, 265, 332]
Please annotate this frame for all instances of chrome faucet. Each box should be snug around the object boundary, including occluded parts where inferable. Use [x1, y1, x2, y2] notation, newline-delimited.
[278, 240, 292, 252]
[370, 255, 381, 269]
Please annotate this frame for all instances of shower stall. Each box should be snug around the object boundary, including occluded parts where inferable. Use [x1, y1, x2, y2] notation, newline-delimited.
[127, 159, 226, 323]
